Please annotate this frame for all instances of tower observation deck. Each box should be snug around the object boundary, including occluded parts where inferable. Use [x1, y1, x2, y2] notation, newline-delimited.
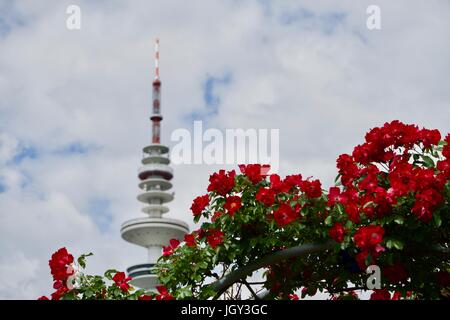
[120, 39, 189, 291]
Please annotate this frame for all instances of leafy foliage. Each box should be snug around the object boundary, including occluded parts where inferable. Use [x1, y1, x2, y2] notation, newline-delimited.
[40, 121, 450, 300]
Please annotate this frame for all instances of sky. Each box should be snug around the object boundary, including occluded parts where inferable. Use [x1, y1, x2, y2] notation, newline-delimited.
[0, 0, 449, 299]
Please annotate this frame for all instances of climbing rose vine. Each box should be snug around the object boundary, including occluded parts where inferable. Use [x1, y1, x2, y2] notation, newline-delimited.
[40, 121, 450, 300]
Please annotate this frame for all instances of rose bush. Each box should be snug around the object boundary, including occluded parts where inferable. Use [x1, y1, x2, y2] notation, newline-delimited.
[40, 121, 450, 300]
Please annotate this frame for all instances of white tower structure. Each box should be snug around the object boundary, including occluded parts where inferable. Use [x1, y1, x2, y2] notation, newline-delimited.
[121, 39, 189, 291]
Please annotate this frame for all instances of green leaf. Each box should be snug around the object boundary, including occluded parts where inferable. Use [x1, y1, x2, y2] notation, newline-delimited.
[433, 213, 442, 228]
[345, 220, 353, 229]
[77, 252, 93, 269]
[394, 217, 405, 225]
[324, 215, 333, 227]
[421, 155, 435, 168]
[104, 269, 119, 280]
[386, 240, 393, 249]
[84, 290, 93, 298]
[386, 239, 404, 250]
[334, 174, 342, 186]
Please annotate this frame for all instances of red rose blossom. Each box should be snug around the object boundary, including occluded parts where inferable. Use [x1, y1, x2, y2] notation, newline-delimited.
[353, 225, 385, 251]
[284, 174, 302, 189]
[207, 170, 236, 196]
[51, 286, 69, 300]
[273, 203, 298, 227]
[155, 285, 174, 300]
[207, 228, 224, 248]
[211, 211, 223, 222]
[163, 239, 180, 256]
[435, 271, 450, 287]
[49, 247, 74, 282]
[329, 222, 346, 243]
[270, 174, 290, 193]
[224, 196, 242, 216]
[443, 134, 450, 158]
[239, 164, 270, 184]
[370, 288, 391, 300]
[327, 187, 343, 206]
[190, 194, 209, 216]
[112, 271, 132, 292]
[299, 179, 322, 198]
[255, 187, 276, 206]
[184, 233, 196, 247]
[383, 262, 408, 284]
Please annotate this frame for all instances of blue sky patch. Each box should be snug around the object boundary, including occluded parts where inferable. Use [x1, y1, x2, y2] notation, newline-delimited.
[12, 145, 39, 164]
[186, 73, 232, 123]
[87, 198, 113, 233]
[279, 7, 347, 35]
[0, 3, 26, 39]
[0, 178, 6, 193]
[53, 142, 101, 156]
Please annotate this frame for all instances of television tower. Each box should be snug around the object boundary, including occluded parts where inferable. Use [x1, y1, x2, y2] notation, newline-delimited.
[121, 39, 189, 291]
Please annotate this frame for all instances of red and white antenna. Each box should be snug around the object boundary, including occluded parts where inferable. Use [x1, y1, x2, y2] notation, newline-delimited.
[151, 38, 162, 144]
[154, 38, 160, 80]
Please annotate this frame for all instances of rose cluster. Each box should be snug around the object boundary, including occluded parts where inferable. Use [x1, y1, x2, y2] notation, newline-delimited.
[39, 247, 75, 300]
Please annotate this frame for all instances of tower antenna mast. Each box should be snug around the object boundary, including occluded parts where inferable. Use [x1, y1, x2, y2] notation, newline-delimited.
[121, 38, 189, 291]
[151, 38, 162, 144]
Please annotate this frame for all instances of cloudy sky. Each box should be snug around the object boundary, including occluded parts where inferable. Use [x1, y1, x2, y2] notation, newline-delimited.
[0, 0, 449, 299]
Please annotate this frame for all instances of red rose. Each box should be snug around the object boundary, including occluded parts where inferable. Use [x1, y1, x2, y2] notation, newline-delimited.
[184, 234, 196, 247]
[48, 247, 74, 282]
[53, 280, 64, 290]
[207, 170, 236, 196]
[353, 225, 384, 251]
[370, 288, 391, 300]
[255, 187, 276, 206]
[419, 128, 441, 148]
[211, 211, 223, 222]
[288, 294, 299, 300]
[336, 154, 359, 187]
[344, 203, 360, 224]
[435, 271, 450, 287]
[273, 203, 298, 227]
[383, 262, 408, 283]
[299, 179, 322, 198]
[37, 296, 49, 300]
[112, 271, 132, 292]
[437, 159, 450, 179]
[239, 164, 270, 184]
[224, 196, 242, 216]
[284, 174, 302, 189]
[190, 194, 209, 216]
[196, 228, 207, 239]
[411, 201, 433, 222]
[138, 294, 153, 300]
[51, 286, 69, 300]
[206, 228, 224, 248]
[391, 291, 402, 300]
[155, 285, 174, 300]
[329, 222, 346, 243]
[163, 239, 180, 256]
[270, 174, 290, 193]
[327, 187, 343, 206]
[443, 134, 450, 158]
[355, 250, 380, 270]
